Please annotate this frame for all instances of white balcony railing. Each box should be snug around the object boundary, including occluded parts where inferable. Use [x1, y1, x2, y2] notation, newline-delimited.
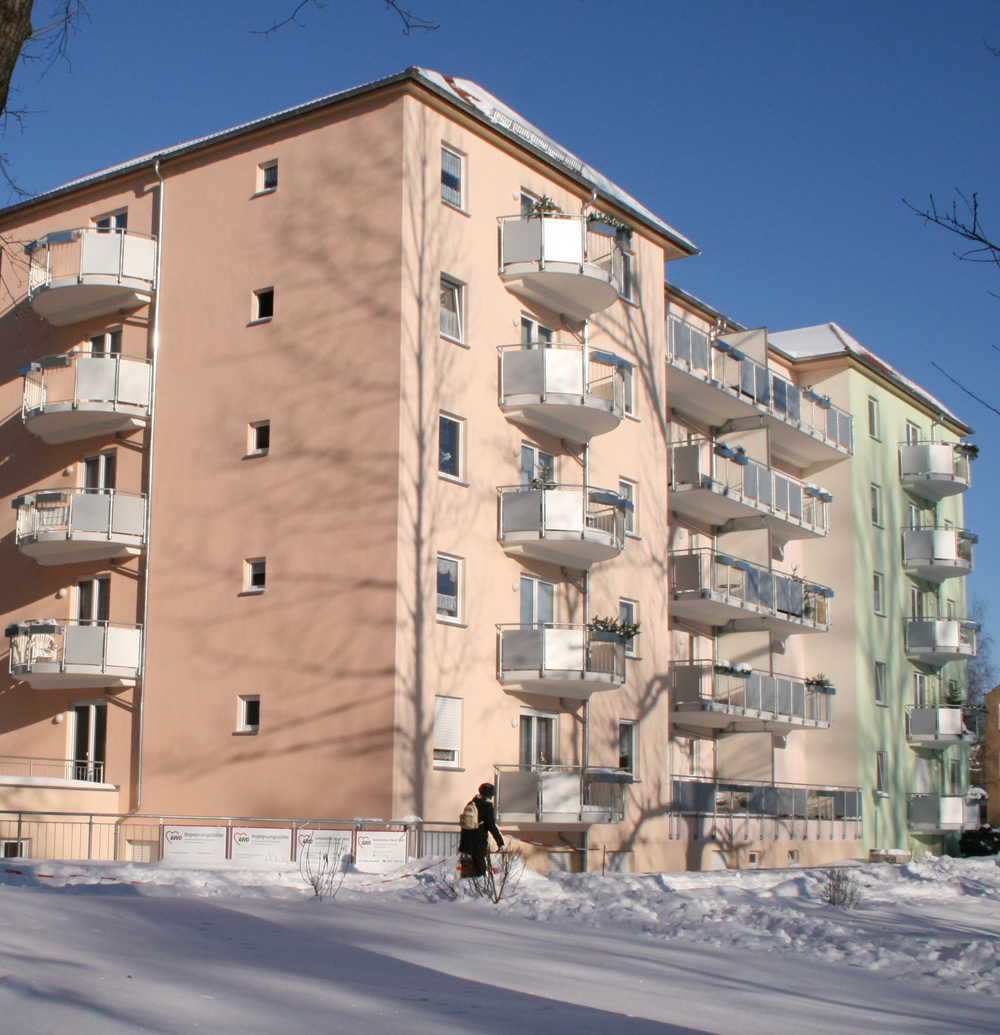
[21, 351, 151, 444]
[668, 439, 831, 538]
[904, 618, 978, 665]
[13, 487, 147, 565]
[906, 707, 970, 748]
[25, 227, 157, 326]
[908, 793, 975, 833]
[494, 764, 630, 825]
[498, 214, 624, 319]
[497, 483, 628, 568]
[7, 619, 142, 689]
[901, 527, 974, 582]
[899, 442, 972, 501]
[497, 623, 627, 698]
[0, 754, 106, 783]
[497, 343, 629, 441]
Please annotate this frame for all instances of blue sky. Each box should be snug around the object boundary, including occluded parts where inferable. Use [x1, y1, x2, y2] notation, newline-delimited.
[6, 0, 1000, 638]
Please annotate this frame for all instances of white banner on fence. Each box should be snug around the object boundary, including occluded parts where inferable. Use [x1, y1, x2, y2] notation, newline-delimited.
[296, 829, 353, 865]
[354, 830, 407, 870]
[161, 825, 227, 863]
[230, 827, 293, 863]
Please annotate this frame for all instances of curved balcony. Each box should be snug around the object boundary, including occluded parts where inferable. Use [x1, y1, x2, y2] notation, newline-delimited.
[22, 352, 151, 444]
[908, 794, 978, 834]
[901, 527, 974, 583]
[669, 550, 832, 635]
[497, 623, 626, 699]
[668, 439, 830, 540]
[899, 442, 972, 501]
[498, 214, 623, 320]
[907, 707, 971, 749]
[26, 228, 156, 326]
[666, 333, 853, 467]
[498, 344, 628, 441]
[498, 484, 628, 569]
[6, 619, 142, 689]
[670, 661, 833, 734]
[493, 765, 629, 827]
[13, 488, 146, 566]
[904, 618, 977, 665]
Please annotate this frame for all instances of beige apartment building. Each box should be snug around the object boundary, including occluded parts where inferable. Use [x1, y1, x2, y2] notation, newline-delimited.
[0, 69, 977, 870]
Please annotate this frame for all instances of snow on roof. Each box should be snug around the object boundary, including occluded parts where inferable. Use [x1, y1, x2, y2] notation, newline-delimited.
[3, 69, 697, 255]
[769, 322, 972, 434]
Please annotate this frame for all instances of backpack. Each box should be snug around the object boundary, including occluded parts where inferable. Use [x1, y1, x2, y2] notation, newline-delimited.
[459, 799, 480, 830]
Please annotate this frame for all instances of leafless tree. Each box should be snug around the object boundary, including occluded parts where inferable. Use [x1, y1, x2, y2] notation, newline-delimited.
[254, 0, 438, 39]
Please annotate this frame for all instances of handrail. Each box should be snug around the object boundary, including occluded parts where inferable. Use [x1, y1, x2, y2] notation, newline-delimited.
[14, 487, 147, 546]
[26, 227, 157, 297]
[0, 754, 105, 782]
[21, 351, 152, 419]
[7, 619, 143, 673]
[672, 775, 862, 820]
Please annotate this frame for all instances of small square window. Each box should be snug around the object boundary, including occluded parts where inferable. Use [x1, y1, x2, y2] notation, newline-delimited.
[870, 483, 882, 527]
[436, 554, 462, 623]
[258, 161, 278, 192]
[440, 276, 463, 342]
[874, 661, 887, 706]
[254, 288, 274, 322]
[441, 145, 464, 209]
[433, 695, 462, 768]
[872, 572, 885, 616]
[747, 851, 761, 869]
[239, 695, 260, 733]
[2, 839, 29, 858]
[249, 421, 270, 455]
[438, 413, 464, 481]
[245, 558, 266, 593]
[619, 478, 638, 536]
[787, 850, 799, 865]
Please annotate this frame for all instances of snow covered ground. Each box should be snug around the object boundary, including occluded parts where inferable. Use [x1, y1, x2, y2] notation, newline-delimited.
[1, 853, 998, 1033]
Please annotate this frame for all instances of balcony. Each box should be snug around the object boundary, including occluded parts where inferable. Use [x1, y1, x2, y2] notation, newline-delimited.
[13, 488, 146, 566]
[901, 527, 974, 582]
[906, 707, 971, 749]
[668, 439, 830, 539]
[908, 794, 979, 833]
[498, 214, 623, 320]
[498, 484, 628, 569]
[672, 777, 862, 842]
[904, 618, 977, 665]
[22, 352, 152, 444]
[498, 344, 629, 441]
[494, 764, 629, 826]
[666, 334, 853, 467]
[496, 624, 626, 699]
[7, 619, 142, 689]
[670, 661, 833, 734]
[26, 228, 157, 326]
[669, 550, 832, 634]
[0, 755, 118, 813]
[899, 442, 972, 501]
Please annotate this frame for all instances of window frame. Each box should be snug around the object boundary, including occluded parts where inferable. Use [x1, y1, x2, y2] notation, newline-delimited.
[618, 719, 637, 776]
[874, 661, 887, 706]
[238, 695, 260, 733]
[876, 750, 889, 797]
[89, 328, 122, 356]
[619, 477, 638, 536]
[620, 248, 636, 303]
[248, 420, 270, 456]
[872, 571, 885, 616]
[619, 598, 639, 657]
[439, 274, 465, 344]
[436, 553, 463, 624]
[244, 558, 266, 594]
[438, 412, 465, 482]
[867, 396, 881, 440]
[433, 695, 463, 769]
[905, 420, 922, 445]
[622, 363, 636, 417]
[77, 576, 110, 625]
[440, 144, 466, 211]
[520, 574, 555, 626]
[94, 210, 127, 233]
[253, 287, 274, 323]
[869, 483, 883, 527]
[257, 160, 278, 194]
[519, 708, 557, 768]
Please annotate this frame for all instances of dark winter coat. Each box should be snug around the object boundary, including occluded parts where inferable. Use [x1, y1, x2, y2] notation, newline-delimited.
[459, 795, 504, 854]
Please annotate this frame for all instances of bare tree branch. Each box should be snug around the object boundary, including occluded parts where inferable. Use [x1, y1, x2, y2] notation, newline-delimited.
[254, 0, 438, 39]
[383, 0, 438, 34]
[904, 190, 1000, 271]
[931, 360, 1000, 418]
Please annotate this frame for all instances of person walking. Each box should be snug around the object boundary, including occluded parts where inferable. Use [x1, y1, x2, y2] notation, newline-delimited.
[459, 781, 504, 878]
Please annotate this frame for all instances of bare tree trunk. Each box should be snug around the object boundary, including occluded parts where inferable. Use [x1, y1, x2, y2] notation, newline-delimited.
[0, 0, 33, 121]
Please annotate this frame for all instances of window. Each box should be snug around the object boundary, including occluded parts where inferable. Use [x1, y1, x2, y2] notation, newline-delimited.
[870, 484, 883, 526]
[911, 587, 925, 619]
[949, 758, 964, 794]
[77, 577, 110, 625]
[433, 696, 462, 767]
[89, 329, 122, 356]
[438, 413, 464, 481]
[521, 444, 554, 487]
[905, 420, 922, 445]
[622, 363, 635, 417]
[946, 598, 957, 620]
[2, 840, 29, 859]
[248, 421, 270, 455]
[440, 145, 464, 209]
[519, 710, 556, 768]
[83, 452, 116, 491]
[520, 315, 553, 347]
[787, 850, 799, 865]
[258, 161, 278, 193]
[873, 572, 885, 616]
[619, 478, 637, 535]
[907, 504, 922, 530]
[913, 672, 929, 707]
[440, 276, 463, 342]
[867, 396, 880, 440]
[244, 558, 266, 593]
[71, 702, 107, 781]
[747, 851, 761, 869]
[436, 554, 462, 623]
[520, 575, 555, 626]
[619, 599, 638, 656]
[874, 661, 887, 706]
[254, 288, 274, 321]
[618, 720, 637, 775]
[620, 250, 635, 302]
[239, 695, 260, 732]
[94, 210, 127, 233]
[876, 750, 889, 797]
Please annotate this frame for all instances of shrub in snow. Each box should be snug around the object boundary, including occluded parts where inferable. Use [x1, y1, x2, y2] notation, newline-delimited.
[299, 839, 349, 901]
[958, 825, 1000, 858]
[822, 868, 865, 910]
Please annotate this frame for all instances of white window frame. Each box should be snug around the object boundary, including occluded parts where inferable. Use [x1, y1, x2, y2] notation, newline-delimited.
[244, 558, 266, 594]
[94, 210, 127, 233]
[913, 672, 929, 707]
[438, 412, 465, 482]
[870, 483, 883, 527]
[619, 477, 638, 536]
[89, 327, 122, 356]
[905, 420, 922, 445]
[620, 248, 636, 303]
[867, 396, 880, 440]
[440, 144, 465, 210]
[439, 275, 464, 344]
[433, 695, 462, 768]
[77, 576, 110, 625]
[436, 553, 462, 624]
[520, 574, 555, 626]
[618, 719, 637, 776]
[257, 160, 278, 194]
[521, 443, 555, 487]
[619, 599, 639, 656]
[520, 315, 553, 347]
[622, 363, 636, 417]
[874, 661, 887, 706]
[2, 839, 29, 859]
[519, 708, 557, 768]
[253, 287, 274, 322]
[248, 420, 270, 456]
[83, 451, 116, 491]
[876, 750, 889, 797]
[873, 571, 885, 616]
[238, 695, 260, 733]
[911, 587, 925, 619]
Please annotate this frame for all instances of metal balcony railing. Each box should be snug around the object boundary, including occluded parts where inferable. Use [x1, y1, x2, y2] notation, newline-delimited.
[904, 618, 978, 663]
[26, 227, 157, 298]
[494, 764, 630, 824]
[7, 619, 143, 686]
[498, 484, 628, 552]
[22, 351, 152, 423]
[0, 754, 105, 783]
[497, 623, 627, 685]
[898, 441, 972, 499]
[14, 487, 147, 552]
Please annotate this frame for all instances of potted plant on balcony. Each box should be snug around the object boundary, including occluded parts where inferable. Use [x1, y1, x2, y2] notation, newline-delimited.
[713, 660, 752, 678]
[586, 212, 633, 242]
[524, 196, 562, 218]
[806, 673, 834, 690]
[955, 441, 979, 460]
[713, 442, 737, 459]
[588, 615, 641, 643]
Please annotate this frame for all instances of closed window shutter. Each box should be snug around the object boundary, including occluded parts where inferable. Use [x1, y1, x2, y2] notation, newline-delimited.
[433, 696, 462, 765]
